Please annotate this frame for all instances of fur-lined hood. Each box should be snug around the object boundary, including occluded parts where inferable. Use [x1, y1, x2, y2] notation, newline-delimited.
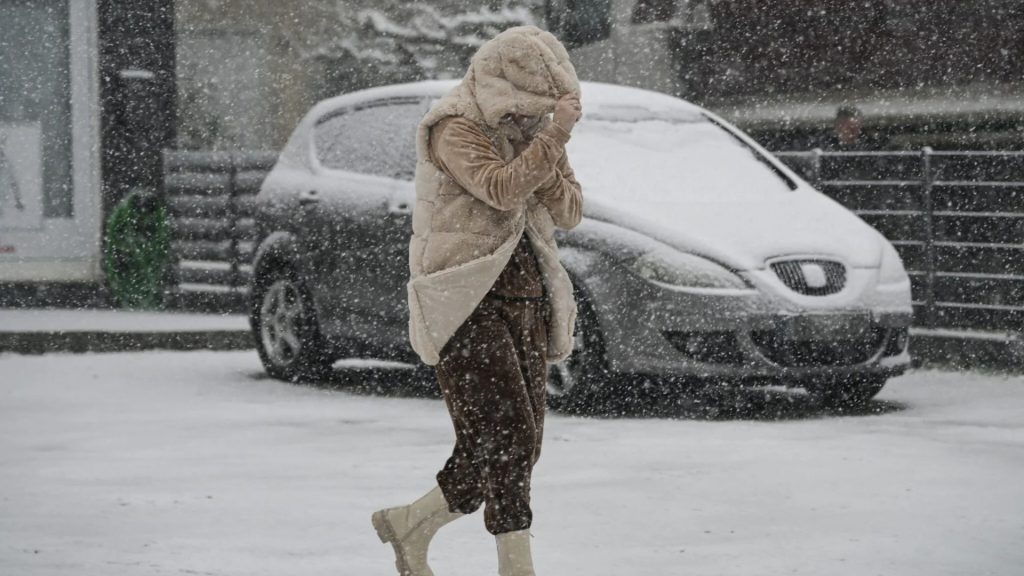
[415, 26, 580, 161]
[407, 26, 581, 367]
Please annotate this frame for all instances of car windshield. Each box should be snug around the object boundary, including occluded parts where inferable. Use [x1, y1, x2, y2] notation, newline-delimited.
[567, 106, 795, 205]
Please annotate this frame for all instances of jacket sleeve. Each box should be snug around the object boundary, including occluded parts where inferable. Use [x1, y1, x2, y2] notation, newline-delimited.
[534, 151, 583, 230]
[432, 117, 571, 211]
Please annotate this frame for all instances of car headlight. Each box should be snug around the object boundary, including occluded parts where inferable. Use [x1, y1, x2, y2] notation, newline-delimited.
[879, 240, 910, 285]
[629, 249, 748, 291]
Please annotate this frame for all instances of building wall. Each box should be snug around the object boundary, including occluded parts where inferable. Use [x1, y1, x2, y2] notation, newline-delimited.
[174, 2, 316, 151]
[174, 0, 542, 151]
[549, 0, 1024, 149]
[98, 0, 177, 211]
[172, 0, 1024, 151]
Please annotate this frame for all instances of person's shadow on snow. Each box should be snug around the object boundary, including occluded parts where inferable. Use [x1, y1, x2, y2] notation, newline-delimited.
[250, 363, 907, 421]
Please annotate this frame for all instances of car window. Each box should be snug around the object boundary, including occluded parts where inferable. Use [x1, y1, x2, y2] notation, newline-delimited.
[313, 99, 425, 179]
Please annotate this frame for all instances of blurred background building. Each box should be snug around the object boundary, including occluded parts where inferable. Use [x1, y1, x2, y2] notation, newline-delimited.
[1, 0, 1022, 285]
[173, 0, 1024, 152]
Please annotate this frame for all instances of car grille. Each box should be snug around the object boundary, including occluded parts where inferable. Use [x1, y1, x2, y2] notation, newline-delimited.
[770, 259, 846, 296]
[750, 327, 889, 367]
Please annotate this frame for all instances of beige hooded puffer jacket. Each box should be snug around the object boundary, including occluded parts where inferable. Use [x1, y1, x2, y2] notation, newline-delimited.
[408, 26, 583, 366]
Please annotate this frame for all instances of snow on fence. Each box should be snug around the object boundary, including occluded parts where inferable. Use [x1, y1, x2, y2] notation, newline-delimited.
[776, 149, 1024, 334]
[161, 149, 1023, 336]
[161, 150, 277, 311]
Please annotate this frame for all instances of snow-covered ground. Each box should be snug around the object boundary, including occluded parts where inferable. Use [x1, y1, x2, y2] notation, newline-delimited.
[1, 351, 1022, 576]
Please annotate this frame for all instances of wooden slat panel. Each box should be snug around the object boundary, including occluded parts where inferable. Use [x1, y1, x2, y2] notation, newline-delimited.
[235, 171, 268, 195]
[163, 150, 271, 292]
[164, 150, 277, 173]
[164, 150, 235, 173]
[172, 240, 233, 261]
[167, 195, 232, 219]
[236, 241, 256, 261]
[165, 172, 231, 196]
[233, 152, 278, 171]
[233, 218, 257, 240]
[233, 195, 258, 218]
[168, 194, 258, 220]
[176, 266, 237, 286]
[172, 218, 233, 241]
[176, 265, 251, 286]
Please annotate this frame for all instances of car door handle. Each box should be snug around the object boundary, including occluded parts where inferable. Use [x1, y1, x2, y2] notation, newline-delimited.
[388, 200, 412, 215]
[299, 190, 320, 205]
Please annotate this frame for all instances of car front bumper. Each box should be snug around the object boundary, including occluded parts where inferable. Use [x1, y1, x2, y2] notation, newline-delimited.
[584, 264, 913, 383]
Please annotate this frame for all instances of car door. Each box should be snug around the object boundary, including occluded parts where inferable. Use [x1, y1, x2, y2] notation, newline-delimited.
[369, 97, 433, 356]
[305, 97, 426, 351]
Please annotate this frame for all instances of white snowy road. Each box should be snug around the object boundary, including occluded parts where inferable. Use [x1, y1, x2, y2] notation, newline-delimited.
[1, 351, 1022, 576]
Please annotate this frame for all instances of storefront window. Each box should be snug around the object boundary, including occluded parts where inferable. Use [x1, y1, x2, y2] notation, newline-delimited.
[0, 0, 73, 224]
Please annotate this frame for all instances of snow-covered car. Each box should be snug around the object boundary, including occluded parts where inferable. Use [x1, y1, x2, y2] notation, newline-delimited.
[249, 80, 913, 409]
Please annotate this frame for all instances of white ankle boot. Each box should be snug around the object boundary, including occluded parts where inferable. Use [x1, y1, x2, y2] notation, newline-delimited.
[372, 486, 463, 576]
[496, 529, 536, 576]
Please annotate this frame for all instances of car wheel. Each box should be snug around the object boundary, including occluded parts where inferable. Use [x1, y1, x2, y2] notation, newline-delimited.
[810, 375, 887, 410]
[547, 290, 610, 413]
[251, 264, 333, 382]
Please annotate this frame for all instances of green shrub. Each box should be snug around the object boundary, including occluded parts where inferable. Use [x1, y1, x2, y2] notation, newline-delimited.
[103, 190, 172, 309]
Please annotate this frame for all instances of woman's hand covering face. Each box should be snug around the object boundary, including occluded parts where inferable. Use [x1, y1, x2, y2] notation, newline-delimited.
[553, 94, 582, 134]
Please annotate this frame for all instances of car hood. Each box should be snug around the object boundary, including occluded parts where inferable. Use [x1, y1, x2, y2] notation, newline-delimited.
[582, 188, 884, 270]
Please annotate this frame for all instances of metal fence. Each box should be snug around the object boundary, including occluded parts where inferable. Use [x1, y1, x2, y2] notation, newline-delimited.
[162, 150, 276, 310]
[775, 149, 1024, 333]
[161, 149, 1024, 335]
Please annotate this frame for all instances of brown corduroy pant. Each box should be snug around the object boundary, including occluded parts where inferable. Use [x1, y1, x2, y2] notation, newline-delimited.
[435, 294, 549, 535]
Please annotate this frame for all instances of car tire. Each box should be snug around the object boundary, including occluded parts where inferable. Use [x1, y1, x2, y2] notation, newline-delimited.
[810, 375, 887, 410]
[251, 264, 333, 383]
[547, 288, 612, 413]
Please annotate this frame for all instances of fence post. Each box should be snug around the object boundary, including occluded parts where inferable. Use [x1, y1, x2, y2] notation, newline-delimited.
[227, 154, 241, 290]
[810, 147, 823, 189]
[921, 146, 937, 329]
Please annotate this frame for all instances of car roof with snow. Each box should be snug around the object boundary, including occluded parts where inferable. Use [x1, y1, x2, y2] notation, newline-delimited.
[308, 79, 705, 120]
[281, 80, 708, 169]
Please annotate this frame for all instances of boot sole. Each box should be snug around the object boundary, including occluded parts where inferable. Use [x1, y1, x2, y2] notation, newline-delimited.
[371, 509, 415, 576]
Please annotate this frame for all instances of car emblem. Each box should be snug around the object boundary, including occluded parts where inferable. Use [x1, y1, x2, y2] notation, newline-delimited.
[800, 262, 829, 289]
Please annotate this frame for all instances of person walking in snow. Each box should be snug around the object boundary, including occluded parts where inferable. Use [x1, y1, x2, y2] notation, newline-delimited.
[371, 26, 584, 576]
